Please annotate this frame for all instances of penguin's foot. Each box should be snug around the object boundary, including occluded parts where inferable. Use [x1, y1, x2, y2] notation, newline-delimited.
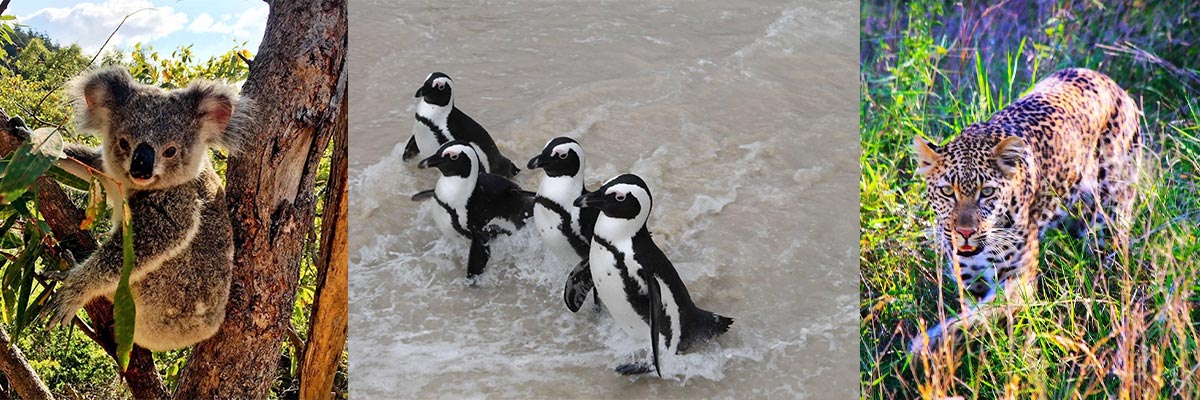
[466, 274, 480, 288]
[615, 362, 654, 376]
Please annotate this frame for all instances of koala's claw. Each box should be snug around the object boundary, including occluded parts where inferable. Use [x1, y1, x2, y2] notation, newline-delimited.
[43, 270, 70, 281]
[41, 290, 85, 329]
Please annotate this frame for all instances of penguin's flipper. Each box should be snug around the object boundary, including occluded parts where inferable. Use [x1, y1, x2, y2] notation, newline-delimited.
[563, 260, 594, 313]
[615, 362, 653, 375]
[410, 189, 436, 202]
[402, 135, 419, 161]
[643, 269, 664, 378]
[467, 235, 491, 282]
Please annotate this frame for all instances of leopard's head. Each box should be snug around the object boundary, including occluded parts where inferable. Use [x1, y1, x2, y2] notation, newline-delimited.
[913, 129, 1032, 265]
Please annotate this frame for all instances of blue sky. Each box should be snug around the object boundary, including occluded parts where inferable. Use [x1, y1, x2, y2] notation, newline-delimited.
[9, 0, 267, 60]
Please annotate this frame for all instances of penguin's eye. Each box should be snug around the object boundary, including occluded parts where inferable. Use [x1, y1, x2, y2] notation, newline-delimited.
[449, 153, 459, 160]
[558, 152, 568, 160]
[937, 185, 954, 197]
[614, 193, 626, 202]
[980, 187, 996, 197]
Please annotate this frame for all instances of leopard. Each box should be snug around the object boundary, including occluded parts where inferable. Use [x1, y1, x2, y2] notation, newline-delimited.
[909, 68, 1142, 353]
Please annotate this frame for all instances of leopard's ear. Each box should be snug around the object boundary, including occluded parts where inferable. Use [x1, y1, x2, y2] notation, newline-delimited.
[913, 136, 942, 177]
[993, 136, 1028, 177]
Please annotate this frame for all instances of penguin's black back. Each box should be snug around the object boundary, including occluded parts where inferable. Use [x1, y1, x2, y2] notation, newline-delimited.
[630, 228, 733, 352]
[467, 172, 534, 232]
[448, 107, 520, 178]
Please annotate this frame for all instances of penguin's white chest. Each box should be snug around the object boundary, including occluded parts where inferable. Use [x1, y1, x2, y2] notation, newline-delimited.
[413, 103, 452, 160]
[433, 177, 472, 238]
[589, 238, 650, 338]
[535, 177, 584, 263]
[534, 204, 580, 264]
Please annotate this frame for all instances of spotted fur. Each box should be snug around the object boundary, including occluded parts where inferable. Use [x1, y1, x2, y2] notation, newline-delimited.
[910, 68, 1141, 353]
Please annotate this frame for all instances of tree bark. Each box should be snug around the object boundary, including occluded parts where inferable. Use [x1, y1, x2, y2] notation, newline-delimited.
[172, 0, 347, 398]
[0, 325, 50, 400]
[299, 94, 348, 400]
[0, 111, 168, 399]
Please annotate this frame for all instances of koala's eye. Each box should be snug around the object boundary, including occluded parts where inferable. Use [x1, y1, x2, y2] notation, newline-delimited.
[614, 193, 626, 202]
[558, 152, 568, 159]
[163, 146, 178, 158]
[118, 138, 130, 151]
[937, 186, 954, 197]
[980, 187, 996, 197]
[449, 153, 459, 160]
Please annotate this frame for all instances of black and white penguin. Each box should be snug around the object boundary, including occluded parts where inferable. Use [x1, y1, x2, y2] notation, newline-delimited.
[403, 72, 520, 178]
[526, 137, 601, 312]
[574, 174, 734, 376]
[417, 140, 534, 280]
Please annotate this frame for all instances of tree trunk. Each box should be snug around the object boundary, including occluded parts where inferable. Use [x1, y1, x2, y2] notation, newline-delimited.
[299, 95, 348, 400]
[0, 111, 168, 399]
[172, 0, 347, 397]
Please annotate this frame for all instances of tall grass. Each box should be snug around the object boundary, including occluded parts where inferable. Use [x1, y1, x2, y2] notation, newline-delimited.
[860, 1, 1200, 397]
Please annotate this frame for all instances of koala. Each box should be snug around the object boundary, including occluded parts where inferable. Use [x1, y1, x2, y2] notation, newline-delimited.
[42, 67, 247, 352]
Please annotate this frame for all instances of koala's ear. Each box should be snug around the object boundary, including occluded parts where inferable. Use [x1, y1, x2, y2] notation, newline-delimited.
[68, 68, 135, 132]
[184, 80, 242, 152]
[993, 136, 1028, 177]
[912, 135, 942, 177]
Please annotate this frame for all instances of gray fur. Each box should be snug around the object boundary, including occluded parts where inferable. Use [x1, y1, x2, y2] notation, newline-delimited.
[44, 67, 243, 351]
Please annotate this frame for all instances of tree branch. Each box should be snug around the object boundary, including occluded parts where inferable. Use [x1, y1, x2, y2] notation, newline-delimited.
[300, 92, 348, 400]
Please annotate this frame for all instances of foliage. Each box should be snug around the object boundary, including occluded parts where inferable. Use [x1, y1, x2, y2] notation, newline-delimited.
[108, 42, 253, 89]
[860, 0, 1200, 398]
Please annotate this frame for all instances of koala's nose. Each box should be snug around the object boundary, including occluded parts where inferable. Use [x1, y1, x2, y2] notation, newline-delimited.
[956, 228, 976, 240]
[130, 143, 155, 180]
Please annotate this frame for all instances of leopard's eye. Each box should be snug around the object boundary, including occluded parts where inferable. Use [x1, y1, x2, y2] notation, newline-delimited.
[937, 186, 954, 197]
[980, 187, 996, 197]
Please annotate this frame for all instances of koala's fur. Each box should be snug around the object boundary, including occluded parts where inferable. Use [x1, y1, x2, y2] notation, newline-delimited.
[43, 67, 250, 352]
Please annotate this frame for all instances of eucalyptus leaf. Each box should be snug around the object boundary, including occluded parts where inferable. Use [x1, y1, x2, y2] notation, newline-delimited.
[0, 142, 55, 204]
[113, 202, 136, 371]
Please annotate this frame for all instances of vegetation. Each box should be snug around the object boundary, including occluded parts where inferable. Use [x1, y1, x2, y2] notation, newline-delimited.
[0, 24, 340, 398]
[860, 1, 1200, 398]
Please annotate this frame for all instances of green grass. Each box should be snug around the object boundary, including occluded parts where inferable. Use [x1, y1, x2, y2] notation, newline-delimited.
[860, 1, 1200, 398]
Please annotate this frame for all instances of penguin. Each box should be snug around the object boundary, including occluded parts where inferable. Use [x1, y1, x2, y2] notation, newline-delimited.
[403, 72, 520, 178]
[574, 174, 734, 376]
[526, 137, 601, 312]
[417, 140, 534, 280]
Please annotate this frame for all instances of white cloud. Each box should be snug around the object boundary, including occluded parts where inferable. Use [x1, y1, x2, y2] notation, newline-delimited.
[19, 0, 188, 53]
[187, 6, 268, 39]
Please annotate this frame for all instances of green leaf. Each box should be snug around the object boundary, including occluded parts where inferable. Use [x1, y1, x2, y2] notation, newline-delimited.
[45, 165, 91, 191]
[0, 142, 55, 204]
[11, 228, 41, 337]
[113, 202, 136, 371]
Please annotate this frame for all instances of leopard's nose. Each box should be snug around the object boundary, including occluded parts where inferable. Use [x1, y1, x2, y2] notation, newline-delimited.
[956, 228, 976, 239]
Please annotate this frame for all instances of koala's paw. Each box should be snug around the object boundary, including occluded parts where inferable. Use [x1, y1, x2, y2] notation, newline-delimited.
[41, 287, 88, 328]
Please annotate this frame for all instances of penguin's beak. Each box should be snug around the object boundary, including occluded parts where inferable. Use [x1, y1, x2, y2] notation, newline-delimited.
[527, 153, 550, 170]
[573, 191, 604, 209]
[414, 86, 425, 98]
[417, 154, 444, 169]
